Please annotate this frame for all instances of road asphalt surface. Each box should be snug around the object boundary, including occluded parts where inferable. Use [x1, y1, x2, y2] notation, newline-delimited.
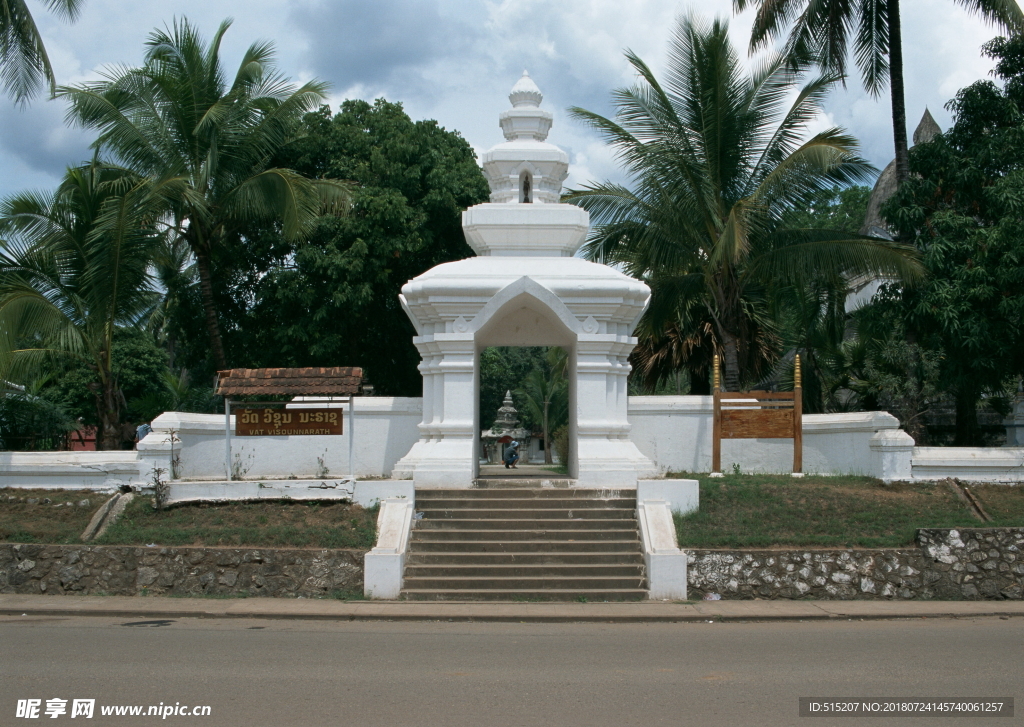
[2, 614, 1020, 726]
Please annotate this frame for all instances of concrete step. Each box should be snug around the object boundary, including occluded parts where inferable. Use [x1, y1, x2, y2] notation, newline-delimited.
[416, 519, 638, 531]
[402, 486, 647, 601]
[406, 540, 642, 553]
[415, 497, 637, 510]
[406, 552, 644, 565]
[405, 564, 645, 578]
[418, 488, 633, 499]
[401, 588, 648, 602]
[471, 479, 576, 488]
[402, 576, 647, 590]
[417, 508, 636, 520]
[411, 528, 639, 542]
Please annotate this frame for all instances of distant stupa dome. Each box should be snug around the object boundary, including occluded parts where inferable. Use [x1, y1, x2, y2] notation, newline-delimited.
[860, 109, 942, 236]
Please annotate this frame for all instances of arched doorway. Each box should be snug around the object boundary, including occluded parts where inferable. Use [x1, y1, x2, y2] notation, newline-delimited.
[473, 289, 578, 479]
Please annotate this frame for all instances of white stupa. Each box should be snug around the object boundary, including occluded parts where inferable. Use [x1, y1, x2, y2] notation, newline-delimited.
[392, 72, 656, 487]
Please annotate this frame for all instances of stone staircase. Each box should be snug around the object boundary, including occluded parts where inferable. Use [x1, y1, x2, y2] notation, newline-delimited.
[401, 483, 647, 601]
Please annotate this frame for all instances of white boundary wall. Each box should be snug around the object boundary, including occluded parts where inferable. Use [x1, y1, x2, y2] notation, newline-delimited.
[4, 395, 1024, 488]
[628, 397, 909, 477]
[0, 451, 146, 491]
[142, 399, 423, 482]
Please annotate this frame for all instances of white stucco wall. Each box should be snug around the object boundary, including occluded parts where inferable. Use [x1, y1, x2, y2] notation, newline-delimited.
[628, 396, 903, 476]
[145, 398, 423, 481]
[7, 395, 1024, 488]
[0, 451, 145, 490]
[148, 397, 907, 480]
[911, 447, 1024, 482]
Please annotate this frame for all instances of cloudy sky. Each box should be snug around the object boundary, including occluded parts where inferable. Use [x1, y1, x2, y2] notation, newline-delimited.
[0, 0, 1010, 199]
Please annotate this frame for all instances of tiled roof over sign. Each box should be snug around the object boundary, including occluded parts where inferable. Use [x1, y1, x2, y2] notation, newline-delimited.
[215, 367, 364, 397]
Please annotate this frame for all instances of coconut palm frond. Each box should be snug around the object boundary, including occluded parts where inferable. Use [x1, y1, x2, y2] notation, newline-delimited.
[566, 13, 914, 390]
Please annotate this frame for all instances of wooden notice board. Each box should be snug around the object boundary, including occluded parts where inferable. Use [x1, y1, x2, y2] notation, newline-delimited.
[235, 408, 342, 436]
[712, 355, 803, 474]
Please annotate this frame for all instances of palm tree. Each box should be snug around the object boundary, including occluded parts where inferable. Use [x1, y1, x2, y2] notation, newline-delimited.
[0, 160, 161, 448]
[566, 14, 923, 392]
[57, 18, 350, 370]
[515, 353, 568, 465]
[734, 0, 1024, 186]
[146, 235, 197, 371]
[1, 0, 83, 103]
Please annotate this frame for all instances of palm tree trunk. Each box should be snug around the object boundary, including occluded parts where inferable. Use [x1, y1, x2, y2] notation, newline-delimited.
[193, 247, 228, 371]
[888, 0, 910, 186]
[95, 367, 122, 451]
[954, 388, 980, 446]
[720, 331, 741, 392]
[543, 400, 551, 465]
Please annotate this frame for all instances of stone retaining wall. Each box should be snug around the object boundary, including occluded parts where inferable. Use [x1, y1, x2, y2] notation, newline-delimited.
[0, 544, 366, 598]
[686, 528, 1024, 601]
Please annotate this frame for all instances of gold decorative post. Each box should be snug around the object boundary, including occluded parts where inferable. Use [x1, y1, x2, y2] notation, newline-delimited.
[793, 354, 803, 475]
[712, 354, 722, 474]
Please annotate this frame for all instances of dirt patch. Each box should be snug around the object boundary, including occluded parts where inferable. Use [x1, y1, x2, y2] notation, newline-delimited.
[95, 497, 378, 549]
[0, 488, 106, 544]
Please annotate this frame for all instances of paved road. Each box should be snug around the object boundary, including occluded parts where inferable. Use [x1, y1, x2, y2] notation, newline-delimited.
[2, 615, 1020, 726]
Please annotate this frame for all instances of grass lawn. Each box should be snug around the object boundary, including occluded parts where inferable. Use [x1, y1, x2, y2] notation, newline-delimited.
[95, 498, 377, 550]
[969, 484, 1024, 525]
[670, 474, 1024, 548]
[0, 488, 106, 544]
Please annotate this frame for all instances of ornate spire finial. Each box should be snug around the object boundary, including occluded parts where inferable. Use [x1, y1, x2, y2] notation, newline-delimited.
[713, 355, 721, 393]
[794, 354, 802, 389]
[509, 70, 543, 108]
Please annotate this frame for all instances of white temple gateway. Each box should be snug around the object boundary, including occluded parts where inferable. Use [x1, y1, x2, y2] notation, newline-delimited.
[392, 72, 657, 488]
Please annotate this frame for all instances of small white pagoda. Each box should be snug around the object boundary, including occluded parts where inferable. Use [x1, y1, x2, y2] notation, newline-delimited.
[392, 72, 656, 487]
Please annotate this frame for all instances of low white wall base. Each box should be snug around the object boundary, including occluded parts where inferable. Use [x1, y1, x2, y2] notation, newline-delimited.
[637, 499, 687, 600]
[391, 438, 476, 488]
[364, 498, 415, 599]
[575, 438, 657, 487]
[0, 452, 145, 491]
[637, 479, 699, 515]
[160, 480, 414, 508]
[912, 448, 1024, 482]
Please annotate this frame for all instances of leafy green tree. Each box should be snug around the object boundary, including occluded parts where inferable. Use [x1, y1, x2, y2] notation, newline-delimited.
[479, 347, 548, 429]
[0, 0, 83, 103]
[42, 327, 168, 430]
[235, 99, 489, 395]
[882, 34, 1024, 444]
[773, 185, 870, 411]
[734, 0, 1024, 187]
[0, 382, 77, 450]
[0, 161, 161, 448]
[567, 14, 921, 392]
[127, 367, 218, 423]
[57, 18, 350, 370]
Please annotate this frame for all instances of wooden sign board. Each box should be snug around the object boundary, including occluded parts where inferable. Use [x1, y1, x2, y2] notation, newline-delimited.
[711, 355, 803, 474]
[235, 408, 342, 436]
[720, 406, 794, 439]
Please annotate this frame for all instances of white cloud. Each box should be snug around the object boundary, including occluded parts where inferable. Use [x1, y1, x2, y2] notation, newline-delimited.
[0, 0, 1015, 199]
